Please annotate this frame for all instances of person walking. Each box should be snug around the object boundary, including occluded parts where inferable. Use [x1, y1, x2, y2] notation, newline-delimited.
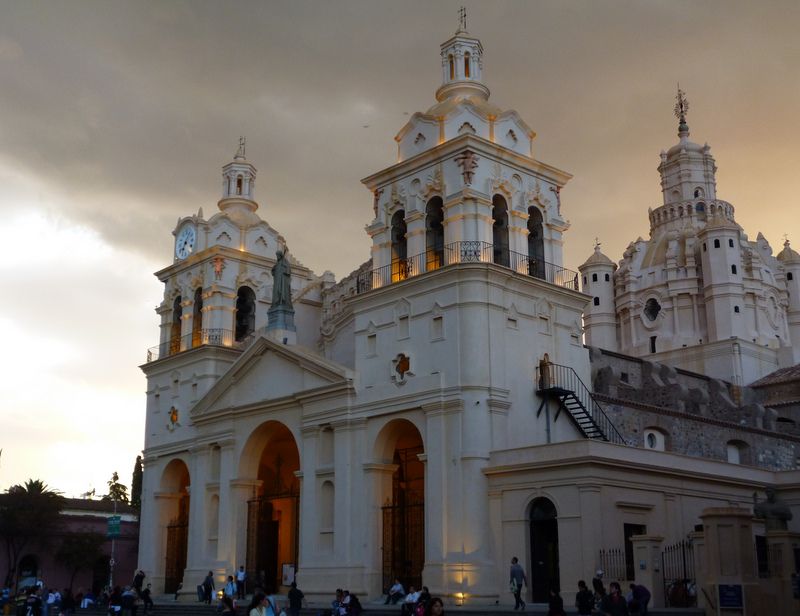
[575, 580, 594, 616]
[202, 572, 214, 605]
[287, 582, 304, 616]
[600, 582, 629, 616]
[628, 584, 650, 616]
[509, 557, 527, 611]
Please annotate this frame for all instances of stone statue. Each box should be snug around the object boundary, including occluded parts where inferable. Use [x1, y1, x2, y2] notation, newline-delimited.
[271, 250, 293, 308]
[753, 487, 793, 531]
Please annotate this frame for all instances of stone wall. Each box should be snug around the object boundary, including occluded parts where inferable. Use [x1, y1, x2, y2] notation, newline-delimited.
[588, 346, 800, 470]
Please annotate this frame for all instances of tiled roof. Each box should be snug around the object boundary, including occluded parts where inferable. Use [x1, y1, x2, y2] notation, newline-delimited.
[750, 364, 800, 387]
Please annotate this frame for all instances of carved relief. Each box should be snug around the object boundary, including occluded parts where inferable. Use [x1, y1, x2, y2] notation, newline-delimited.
[216, 231, 232, 246]
[525, 179, 551, 209]
[458, 122, 476, 135]
[391, 353, 414, 386]
[422, 165, 444, 199]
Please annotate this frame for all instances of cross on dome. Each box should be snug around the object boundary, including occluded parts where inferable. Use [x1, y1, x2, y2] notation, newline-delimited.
[674, 85, 690, 138]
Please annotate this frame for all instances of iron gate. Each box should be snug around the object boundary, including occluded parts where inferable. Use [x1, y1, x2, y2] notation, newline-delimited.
[382, 502, 424, 593]
[246, 494, 299, 593]
[164, 520, 188, 594]
[661, 539, 696, 607]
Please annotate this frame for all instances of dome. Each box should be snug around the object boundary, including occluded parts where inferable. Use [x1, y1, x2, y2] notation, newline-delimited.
[777, 239, 800, 264]
[580, 244, 615, 269]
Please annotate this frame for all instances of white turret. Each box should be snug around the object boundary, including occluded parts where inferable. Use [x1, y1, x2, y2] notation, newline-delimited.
[777, 239, 800, 363]
[579, 243, 618, 350]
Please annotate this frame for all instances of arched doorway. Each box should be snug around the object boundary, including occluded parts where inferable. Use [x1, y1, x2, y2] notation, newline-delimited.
[391, 211, 408, 281]
[161, 459, 190, 595]
[375, 419, 425, 593]
[170, 296, 182, 354]
[492, 195, 510, 267]
[529, 497, 559, 602]
[243, 422, 300, 594]
[527, 207, 545, 279]
[235, 286, 256, 341]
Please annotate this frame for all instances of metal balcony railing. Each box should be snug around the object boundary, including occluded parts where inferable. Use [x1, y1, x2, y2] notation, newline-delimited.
[355, 241, 579, 294]
[146, 328, 236, 362]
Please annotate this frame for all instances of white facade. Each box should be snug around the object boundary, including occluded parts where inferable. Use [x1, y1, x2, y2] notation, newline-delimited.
[138, 24, 800, 609]
[580, 107, 800, 385]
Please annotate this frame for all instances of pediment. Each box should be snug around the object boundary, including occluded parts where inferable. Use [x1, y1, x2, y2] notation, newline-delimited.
[191, 335, 353, 417]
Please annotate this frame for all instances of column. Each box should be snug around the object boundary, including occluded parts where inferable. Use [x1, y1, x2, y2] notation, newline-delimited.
[214, 440, 237, 565]
[629, 535, 664, 607]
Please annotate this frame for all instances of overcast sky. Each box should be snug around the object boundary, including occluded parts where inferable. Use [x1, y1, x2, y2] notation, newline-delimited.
[1, 0, 799, 497]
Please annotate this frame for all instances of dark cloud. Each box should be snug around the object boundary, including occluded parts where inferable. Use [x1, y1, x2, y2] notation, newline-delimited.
[1, 0, 799, 277]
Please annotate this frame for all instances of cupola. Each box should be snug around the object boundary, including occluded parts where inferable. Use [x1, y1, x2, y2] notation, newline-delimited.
[435, 9, 489, 103]
[218, 137, 260, 226]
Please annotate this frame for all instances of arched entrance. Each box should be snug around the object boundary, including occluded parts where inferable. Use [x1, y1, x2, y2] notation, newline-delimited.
[161, 459, 190, 595]
[375, 419, 425, 593]
[243, 422, 300, 593]
[527, 207, 545, 279]
[425, 197, 444, 271]
[391, 210, 408, 282]
[492, 195, 510, 267]
[529, 497, 559, 602]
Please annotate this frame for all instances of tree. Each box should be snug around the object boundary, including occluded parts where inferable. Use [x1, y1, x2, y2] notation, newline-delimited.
[55, 531, 105, 590]
[102, 472, 129, 504]
[130, 456, 143, 510]
[0, 479, 64, 587]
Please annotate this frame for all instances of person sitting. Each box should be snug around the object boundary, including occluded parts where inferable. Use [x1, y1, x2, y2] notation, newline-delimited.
[400, 586, 420, 616]
[385, 579, 404, 605]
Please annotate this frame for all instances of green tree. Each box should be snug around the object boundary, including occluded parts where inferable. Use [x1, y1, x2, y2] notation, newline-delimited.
[55, 531, 105, 590]
[130, 456, 143, 509]
[102, 472, 129, 504]
[0, 479, 64, 587]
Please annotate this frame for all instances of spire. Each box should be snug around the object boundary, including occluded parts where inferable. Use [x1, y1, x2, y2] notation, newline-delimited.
[674, 84, 690, 139]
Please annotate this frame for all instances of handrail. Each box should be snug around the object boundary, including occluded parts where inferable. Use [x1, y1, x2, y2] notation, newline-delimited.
[356, 241, 580, 294]
[146, 328, 238, 362]
[536, 362, 626, 445]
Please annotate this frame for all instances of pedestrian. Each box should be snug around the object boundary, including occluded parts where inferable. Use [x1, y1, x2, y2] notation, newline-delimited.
[509, 557, 527, 611]
[224, 576, 237, 600]
[220, 596, 236, 614]
[348, 594, 363, 616]
[287, 582, 304, 616]
[426, 597, 444, 616]
[204, 572, 216, 605]
[628, 584, 650, 616]
[547, 587, 565, 616]
[236, 566, 247, 600]
[575, 580, 594, 616]
[600, 582, 629, 616]
[248, 592, 269, 616]
[140, 584, 154, 616]
[592, 570, 606, 602]
[132, 572, 145, 596]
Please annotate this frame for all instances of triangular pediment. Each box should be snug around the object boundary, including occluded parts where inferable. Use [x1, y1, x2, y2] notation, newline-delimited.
[191, 335, 353, 417]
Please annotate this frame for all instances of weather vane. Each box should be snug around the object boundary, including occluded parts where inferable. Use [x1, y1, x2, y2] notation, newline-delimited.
[458, 6, 467, 31]
[674, 84, 689, 121]
[236, 136, 246, 158]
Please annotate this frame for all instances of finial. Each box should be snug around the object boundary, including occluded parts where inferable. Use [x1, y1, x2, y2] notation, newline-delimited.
[457, 6, 467, 33]
[235, 136, 246, 160]
[594, 237, 601, 250]
[674, 84, 690, 138]
[784, 234, 790, 247]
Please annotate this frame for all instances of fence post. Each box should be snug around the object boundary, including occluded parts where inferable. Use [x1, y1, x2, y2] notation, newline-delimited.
[630, 535, 664, 607]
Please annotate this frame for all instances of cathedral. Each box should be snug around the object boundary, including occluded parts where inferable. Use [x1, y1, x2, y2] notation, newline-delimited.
[138, 21, 800, 612]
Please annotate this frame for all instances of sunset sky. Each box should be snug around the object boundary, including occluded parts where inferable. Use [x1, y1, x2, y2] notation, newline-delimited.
[2, 0, 799, 497]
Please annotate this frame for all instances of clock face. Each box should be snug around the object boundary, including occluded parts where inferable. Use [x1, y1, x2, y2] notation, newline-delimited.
[175, 225, 196, 259]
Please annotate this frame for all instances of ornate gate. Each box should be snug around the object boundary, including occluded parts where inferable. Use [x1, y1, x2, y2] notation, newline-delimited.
[382, 501, 424, 592]
[164, 519, 188, 594]
[661, 539, 696, 607]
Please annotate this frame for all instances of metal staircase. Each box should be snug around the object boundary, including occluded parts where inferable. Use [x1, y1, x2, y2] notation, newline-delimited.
[535, 362, 625, 445]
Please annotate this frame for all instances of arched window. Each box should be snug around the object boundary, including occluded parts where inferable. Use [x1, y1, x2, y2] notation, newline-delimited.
[696, 202, 705, 213]
[448, 55, 455, 80]
[527, 207, 545, 278]
[235, 286, 256, 341]
[714, 239, 720, 248]
[727, 440, 748, 464]
[605, 273, 610, 281]
[464, 53, 471, 78]
[593, 297, 600, 306]
[391, 210, 408, 281]
[492, 195, 510, 267]
[236, 175, 243, 195]
[694, 187, 704, 198]
[192, 287, 203, 347]
[731, 264, 737, 275]
[170, 295, 182, 355]
[425, 197, 444, 271]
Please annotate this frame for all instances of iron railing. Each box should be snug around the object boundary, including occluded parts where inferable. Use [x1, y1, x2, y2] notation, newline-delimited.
[662, 539, 697, 607]
[146, 328, 236, 362]
[535, 362, 626, 445]
[356, 241, 580, 293]
[598, 548, 626, 581]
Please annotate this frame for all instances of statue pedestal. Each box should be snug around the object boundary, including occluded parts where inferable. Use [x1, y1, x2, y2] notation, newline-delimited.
[267, 305, 296, 345]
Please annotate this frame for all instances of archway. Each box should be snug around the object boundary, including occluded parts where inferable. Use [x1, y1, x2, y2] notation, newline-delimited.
[391, 211, 408, 282]
[425, 197, 444, 271]
[527, 207, 545, 279]
[374, 419, 425, 594]
[170, 296, 182, 354]
[241, 422, 300, 594]
[529, 497, 559, 602]
[492, 195, 510, 267]
[192, 287, 203, 347]
[235, 286, 256, 341]
[161, 459, 190, 594]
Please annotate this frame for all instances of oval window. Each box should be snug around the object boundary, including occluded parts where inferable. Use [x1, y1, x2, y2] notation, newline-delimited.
[644, 298, 661, 321]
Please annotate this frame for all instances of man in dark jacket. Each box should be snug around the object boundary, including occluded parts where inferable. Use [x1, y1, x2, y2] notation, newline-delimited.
[575, 580, 594, 616]
[628, 584, 650, 615]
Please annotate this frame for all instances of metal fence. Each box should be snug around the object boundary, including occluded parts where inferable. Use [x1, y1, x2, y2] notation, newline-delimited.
[146, 328, 237, 362]
[598, 548, 626, 581]
[356, 241, 580, 294]
[662, 539, 697, 607]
